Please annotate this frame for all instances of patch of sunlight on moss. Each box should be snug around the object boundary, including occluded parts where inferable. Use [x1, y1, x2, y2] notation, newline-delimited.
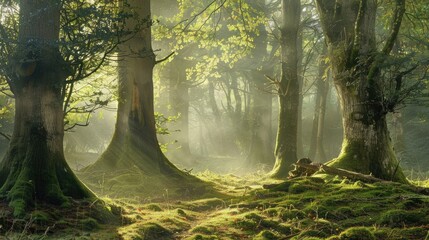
[191, 225, 216, 234]
[337, 227, 375, 240]
[119, 222, 172, 240]
[144, 203, 163, 211]
[182, 198, 226, 211]
[253, 230, 279, 240]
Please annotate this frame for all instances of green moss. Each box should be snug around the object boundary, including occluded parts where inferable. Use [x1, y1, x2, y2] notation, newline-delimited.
[233, 219, 258, 231]
[267, 181, 293, 192]
[177, 208, 187, 217]
[293, 229, 328, 239]
[399, 197, 424, 209]
[263, 207, 282, 217]
[145, 203, 162, 212]
[253, 230, 278, 240]
[327, 139, 407, 183]
[244, 212, 264, 221]
[31, 210, 51, 224]
[333, 207, 355, 220]
[279, 209, 305, 220]
[185, 234, 219, 240]
[378, 209, 423, 227]
[338, 227, 375, 240]
[136, 222, 172, 240]
[80, 217, 99, 231]
[374, 227, 428, 240]
[289, 183, 311, 194]
[326, 237, 340, 240]
[191, 225, 215, 234]
[184, 198, 225, 211]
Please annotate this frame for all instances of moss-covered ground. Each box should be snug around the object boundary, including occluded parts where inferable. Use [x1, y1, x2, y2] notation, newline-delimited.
[1, 171, 429, 239]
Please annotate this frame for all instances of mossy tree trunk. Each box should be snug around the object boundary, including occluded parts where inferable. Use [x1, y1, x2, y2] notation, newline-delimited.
[87, 0, 189, 179]
[316, 0, 407, 182]
[271, 0, 301, 178]
[0, 0, 93, 217]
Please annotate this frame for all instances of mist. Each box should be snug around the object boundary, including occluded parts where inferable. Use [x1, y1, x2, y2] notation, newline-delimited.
[0, 0, 428, 239]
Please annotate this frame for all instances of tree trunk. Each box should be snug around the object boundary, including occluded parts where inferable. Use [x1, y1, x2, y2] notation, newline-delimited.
[86, 0, 189, 180]
[315, 77, 329, 162]
[308, 51, 329, 162]
[316, 0, 407, 182]
[0, 0, 93, 217]
[271, 0, 301, 178]
[296, 31, 304, 158]
[169, 58, 191, 158]
[246, 71, 274, 169]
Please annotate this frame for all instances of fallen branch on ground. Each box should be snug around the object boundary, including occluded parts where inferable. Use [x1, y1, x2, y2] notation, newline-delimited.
[264, 159, 429, 195]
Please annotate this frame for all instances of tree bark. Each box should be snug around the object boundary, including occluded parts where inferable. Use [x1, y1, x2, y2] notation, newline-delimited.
[86, 0, 190, 180]
[316, 0, 407, 182]
[0, 0, 93, 217]
[271, 0, 301, 178]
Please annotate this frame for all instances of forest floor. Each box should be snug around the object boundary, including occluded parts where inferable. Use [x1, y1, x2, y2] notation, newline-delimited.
[1, 165, 429, 239]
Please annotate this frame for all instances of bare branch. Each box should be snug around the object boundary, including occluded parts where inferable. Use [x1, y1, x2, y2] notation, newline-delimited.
[155, 51, 175, 65]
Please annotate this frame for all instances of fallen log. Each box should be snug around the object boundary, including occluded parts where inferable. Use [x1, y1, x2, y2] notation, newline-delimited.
[293, 161, 429, 195]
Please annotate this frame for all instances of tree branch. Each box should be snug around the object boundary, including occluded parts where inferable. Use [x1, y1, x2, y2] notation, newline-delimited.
[0, 131, 11, 141]
[155, 51, 175, 65]
[382, 0, 406, 55]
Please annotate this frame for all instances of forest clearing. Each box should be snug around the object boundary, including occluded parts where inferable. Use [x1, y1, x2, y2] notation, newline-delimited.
[0, 0, 429, 239]
[2, 166, 429, 239]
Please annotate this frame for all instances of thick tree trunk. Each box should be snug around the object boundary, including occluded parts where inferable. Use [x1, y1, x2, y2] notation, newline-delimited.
[271, 0, 301, 178]
[0, 0, 93, 217]
[316, 0, 407, 182]
[331, 82, 404, 180]
[86, 0, 189, 180]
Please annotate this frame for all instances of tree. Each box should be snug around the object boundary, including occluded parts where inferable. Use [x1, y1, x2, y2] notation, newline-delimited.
[168, 57, 192, 159]
[308, 47, 329, 163]
[245, 0, 275, 170]
[315, 0, 408, 182]
[86, 0, 192, 181]
[270, 0, 301, 178]
[0, 0, 93, 217]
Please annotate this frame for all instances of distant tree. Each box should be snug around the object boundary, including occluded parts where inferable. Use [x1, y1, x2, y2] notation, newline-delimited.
[244, 0, 276, 170]
[308, 47, 329, 163]
[86, 0, 193, 181]
[154, 0, 268, 159]
[270, 0, 301, 178]
[315, 0, 409, 182]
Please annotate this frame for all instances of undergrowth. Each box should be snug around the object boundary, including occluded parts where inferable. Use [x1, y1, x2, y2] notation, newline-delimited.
[1, 172, 429, 239]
